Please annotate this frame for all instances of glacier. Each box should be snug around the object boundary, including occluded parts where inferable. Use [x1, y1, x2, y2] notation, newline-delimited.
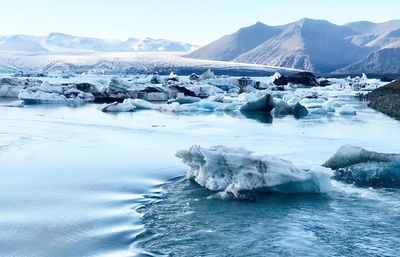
[176, 145, 333, 200]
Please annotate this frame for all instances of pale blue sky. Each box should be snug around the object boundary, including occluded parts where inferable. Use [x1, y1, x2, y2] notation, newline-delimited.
[1, 0, 400, 45]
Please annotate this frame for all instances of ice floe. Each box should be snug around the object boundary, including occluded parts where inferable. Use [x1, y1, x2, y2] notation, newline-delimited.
[324, 145, 400, 188]
[18, 81, 94, 104]
[176, 145, 333, 200]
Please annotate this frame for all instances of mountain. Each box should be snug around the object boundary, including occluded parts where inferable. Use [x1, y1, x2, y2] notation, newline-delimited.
[189, 18, 400, 73]
[0, 33, 196, 52]
[337, 46, 400, 74]
[0, 35, 48, 52]
[235, 19, 368, 72]
[186, 22, 281, 61]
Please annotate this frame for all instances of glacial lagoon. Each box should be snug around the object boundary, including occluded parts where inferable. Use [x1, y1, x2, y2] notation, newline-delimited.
[1, 88, 400, 256]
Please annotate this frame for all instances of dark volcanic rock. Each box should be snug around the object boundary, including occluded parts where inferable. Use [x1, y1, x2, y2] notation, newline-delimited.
[369, 94, 400, 118]
[367, 80, 400, 101]
[318, 79, 331, 87]
[168, 85, 196, 97]
[367, 80, 400, 118]
[272, 75, 289, 86]
[272, 72, 318, 87]
[289, 72, 319, 87]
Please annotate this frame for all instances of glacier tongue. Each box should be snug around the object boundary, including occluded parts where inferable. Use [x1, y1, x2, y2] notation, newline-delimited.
[176, 145, 332, 200]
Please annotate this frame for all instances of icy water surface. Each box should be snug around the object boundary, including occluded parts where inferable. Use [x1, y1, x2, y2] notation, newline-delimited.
[0, 96, 399, 256]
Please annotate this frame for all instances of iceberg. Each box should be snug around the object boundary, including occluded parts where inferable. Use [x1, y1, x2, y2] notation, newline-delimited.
[1, 100, 24, 108]
[239, 94, 274, 113]
[18, 82, 94, 104]
[99, 100, 135, 112]
[176, 146, 332, 200]
[332, 161, 400, 188]
[107, 78, 131, 92]
[324, 145, 400, 187]
[167, 96, 201, 104]
[338, 104, 356, 115]
[323, 145, 400, 170]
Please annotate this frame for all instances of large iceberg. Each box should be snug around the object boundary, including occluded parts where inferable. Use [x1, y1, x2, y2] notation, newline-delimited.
[324, 145, 400, 187]
[176, 146, 332, 200]
[18, 81, 94, 104]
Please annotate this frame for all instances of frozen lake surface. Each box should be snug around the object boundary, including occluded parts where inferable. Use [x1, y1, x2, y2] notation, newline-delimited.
[0, 95, 399, 256]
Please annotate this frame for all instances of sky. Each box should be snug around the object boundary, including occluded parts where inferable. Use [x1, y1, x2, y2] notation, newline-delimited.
[1, 0, 400, 45]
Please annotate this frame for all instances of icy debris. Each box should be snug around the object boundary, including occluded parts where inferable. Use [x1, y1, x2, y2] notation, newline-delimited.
[189, 73, 200, 81]
[128, 98, 158, 110]
[99, 100, 135, 112]
[272, 101, 308, 118]
[1, 100, 24, 108]
[108, 78, 131, 92]
[239, 94, 274, 112]
[323, 145, 400, 170]
[167, 96, 201, 104]
[149, 75, 162, 84]
[322, 99, 336, 113]
[338, 104, 356, 115]
[324, 145, 400, 187]
[332, 161, 400, 188]
[187, 83, 224, 98]
[18, 81, 94, 104]
[0, 78, 42, 98]
[176, 145, 332, 200]
[200, 69, 215, 80]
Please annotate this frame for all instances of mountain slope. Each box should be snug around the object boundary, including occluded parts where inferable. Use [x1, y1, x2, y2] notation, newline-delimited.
[337, 46, 400, 74]
[186, 22, 282, 61]
[0, 33, 196, 52]
[0, 35, 48, 52]
[235, 18, 368, 73]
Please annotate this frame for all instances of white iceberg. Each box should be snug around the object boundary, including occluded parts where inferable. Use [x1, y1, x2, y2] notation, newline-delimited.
[176, 145, 332, 200]
[18, 81, 94, 104]
[1, 100, 24, 108]
[338, 104, 356, 115]
[167, 96, 201, 104]
[99, 100, 135, 112]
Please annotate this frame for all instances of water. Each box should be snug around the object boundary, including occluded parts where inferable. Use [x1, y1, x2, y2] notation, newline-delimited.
[0, 96, 399, 256]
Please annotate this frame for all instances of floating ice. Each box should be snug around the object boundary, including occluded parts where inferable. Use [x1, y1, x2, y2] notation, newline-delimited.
[1, 100, 24, 108]
[332, 161, 400, 188]
[107, 78, 131, 92]
[324, 145, 400, 188]
[338, 104, 356, 115]
[167, 96, 201, 104]
[239, 94, 274, 113]
[176, 145, 332, 200]
[99, 100, 135, 112]
[323, 145, 400, 170]
[18, 81, 94, 104]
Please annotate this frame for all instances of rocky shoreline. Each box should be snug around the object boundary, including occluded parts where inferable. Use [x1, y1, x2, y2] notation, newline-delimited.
[367, 80, 400, 118]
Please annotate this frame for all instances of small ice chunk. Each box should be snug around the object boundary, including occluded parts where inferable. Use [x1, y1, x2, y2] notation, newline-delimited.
[338, 104, 356, 115]
[99, 100, 135, 112]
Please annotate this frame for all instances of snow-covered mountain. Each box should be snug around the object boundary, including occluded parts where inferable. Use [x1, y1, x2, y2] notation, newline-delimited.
[188, 18, 400, 73]
[0, 33, 196, 52]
